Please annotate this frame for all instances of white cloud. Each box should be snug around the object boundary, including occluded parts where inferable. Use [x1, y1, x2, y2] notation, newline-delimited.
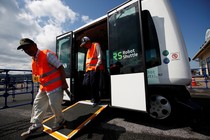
[81, 15, 93, 24]
[35, 24, 62, 51]
[25, 0, 78, 25]
[0, 0, 81, 70]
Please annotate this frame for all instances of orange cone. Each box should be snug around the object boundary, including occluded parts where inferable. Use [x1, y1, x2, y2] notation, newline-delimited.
[191, 77, 197, 86]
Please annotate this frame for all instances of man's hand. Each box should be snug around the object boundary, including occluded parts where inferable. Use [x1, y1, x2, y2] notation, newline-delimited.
[95, 66, 100, 72]
[62, 81, 69, 90]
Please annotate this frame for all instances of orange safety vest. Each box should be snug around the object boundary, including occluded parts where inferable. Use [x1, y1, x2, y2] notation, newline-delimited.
[32, 50, 62, 92]
[86, 43, 104, 72]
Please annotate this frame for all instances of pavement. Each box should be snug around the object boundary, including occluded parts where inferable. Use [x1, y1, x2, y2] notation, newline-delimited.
[0, 87, 210, 140]
[188, 88, 210, 98]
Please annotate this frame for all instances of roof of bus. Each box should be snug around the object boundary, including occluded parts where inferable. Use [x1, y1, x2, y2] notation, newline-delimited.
[74, 15, 107, 33]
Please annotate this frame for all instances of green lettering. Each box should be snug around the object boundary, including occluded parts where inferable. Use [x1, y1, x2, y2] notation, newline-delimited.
[118, 52, 122, 60]
[113, 52, 118, 61]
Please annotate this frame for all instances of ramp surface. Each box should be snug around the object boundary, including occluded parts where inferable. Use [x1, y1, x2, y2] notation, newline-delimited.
[43, 101, 108, 140]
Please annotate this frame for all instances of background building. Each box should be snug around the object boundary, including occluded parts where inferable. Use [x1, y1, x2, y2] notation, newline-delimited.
[192, 29, 210, 76]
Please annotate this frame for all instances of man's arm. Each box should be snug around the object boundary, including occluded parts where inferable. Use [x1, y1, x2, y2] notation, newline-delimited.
[95, 43, 102, 71]
[58, 65, 69, 90]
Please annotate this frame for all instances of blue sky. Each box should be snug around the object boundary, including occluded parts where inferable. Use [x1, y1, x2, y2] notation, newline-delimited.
[0, 0, 209, 70]
[170, 0, 210, 68]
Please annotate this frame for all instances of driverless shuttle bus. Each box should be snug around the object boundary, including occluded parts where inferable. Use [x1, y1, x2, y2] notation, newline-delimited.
[56, 0, 200, 120]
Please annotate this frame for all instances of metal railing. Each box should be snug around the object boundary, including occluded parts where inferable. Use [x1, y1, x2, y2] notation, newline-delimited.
[0, 69, 39, 109]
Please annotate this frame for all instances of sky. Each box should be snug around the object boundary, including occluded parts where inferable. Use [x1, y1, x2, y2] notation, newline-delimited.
[0, 0, 209, 70]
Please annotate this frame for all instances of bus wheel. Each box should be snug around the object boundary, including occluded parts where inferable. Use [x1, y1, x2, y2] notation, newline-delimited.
[149, 94, 172, 120]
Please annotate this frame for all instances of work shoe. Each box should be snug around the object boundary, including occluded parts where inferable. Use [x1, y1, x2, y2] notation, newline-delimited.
[21, 124, 44, 137]
[91, 98, 95, 103]
[92, 100, 101, 107]
[51, 119, 66, 131]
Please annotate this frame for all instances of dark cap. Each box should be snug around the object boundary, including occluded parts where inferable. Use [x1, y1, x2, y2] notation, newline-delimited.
[17, 38, 35, 50]
[80, 36, 90, 47]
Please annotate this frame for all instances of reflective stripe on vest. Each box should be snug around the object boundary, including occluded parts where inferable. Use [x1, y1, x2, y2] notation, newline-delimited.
[40, 68, 57, 78]
[86, 58, 98, 69]
[32, 50, 62, 92]
[43, 77, 61, 87]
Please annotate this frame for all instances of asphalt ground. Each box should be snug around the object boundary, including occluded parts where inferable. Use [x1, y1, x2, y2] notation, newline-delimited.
[0, 88, 210, 140]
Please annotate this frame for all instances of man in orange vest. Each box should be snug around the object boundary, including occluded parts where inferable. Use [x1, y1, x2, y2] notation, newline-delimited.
[17, 38, 68, 137]
[80, 36, 104, 106]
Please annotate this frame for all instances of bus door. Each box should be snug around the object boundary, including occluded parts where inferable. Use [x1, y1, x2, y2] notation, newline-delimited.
[108, 0, 147, 111]
[56, 32, 73, 101]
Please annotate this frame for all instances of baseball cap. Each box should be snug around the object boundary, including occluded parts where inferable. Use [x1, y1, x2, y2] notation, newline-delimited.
[80, 36, 90, 47]
[17, 38, 35, 50]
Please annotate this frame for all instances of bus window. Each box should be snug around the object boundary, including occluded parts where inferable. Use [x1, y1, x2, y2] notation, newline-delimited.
[56, 36, 71, 78]
[108, 2, 144, 75]
[142, 10, 161, 68]
[77, 52, 85, 71]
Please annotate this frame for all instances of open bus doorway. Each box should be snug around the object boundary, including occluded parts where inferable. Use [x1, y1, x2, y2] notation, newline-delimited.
[73, 17, 110, 101]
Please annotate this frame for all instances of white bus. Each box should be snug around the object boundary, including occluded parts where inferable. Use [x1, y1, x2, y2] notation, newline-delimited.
[56, 0, 200, 121]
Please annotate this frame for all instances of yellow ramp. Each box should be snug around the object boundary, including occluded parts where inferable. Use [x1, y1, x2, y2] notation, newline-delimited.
[42, 101, 108, 140]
